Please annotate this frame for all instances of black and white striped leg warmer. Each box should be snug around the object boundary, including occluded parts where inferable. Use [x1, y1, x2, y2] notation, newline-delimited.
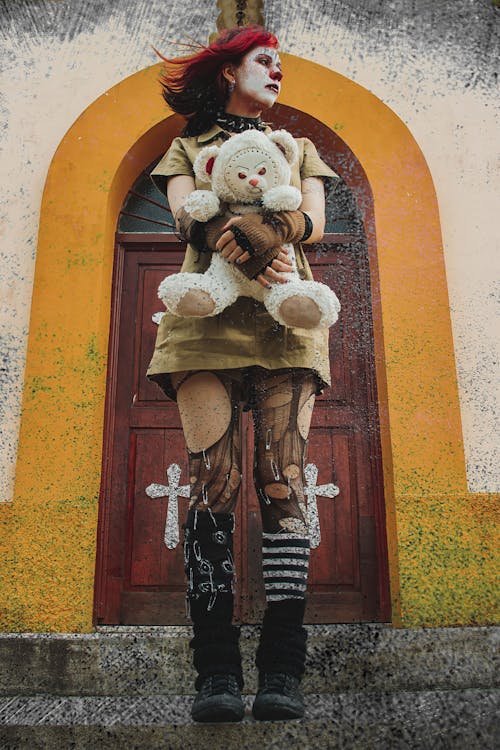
[262, 532, 310, 602]
[257, 533, 310, 679]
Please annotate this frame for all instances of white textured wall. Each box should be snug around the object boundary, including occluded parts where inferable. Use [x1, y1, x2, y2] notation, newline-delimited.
[1, 0, 498, 500]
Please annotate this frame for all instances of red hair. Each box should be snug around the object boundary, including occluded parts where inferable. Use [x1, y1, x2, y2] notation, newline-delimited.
[155, 26, 279, 135]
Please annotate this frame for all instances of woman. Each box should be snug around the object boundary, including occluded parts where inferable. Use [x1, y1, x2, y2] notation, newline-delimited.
[148, 26, 339, 723]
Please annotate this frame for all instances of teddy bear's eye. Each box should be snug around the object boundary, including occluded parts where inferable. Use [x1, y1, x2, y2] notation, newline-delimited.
[258, 167, 266, 175]
[238, 172, 246, 179]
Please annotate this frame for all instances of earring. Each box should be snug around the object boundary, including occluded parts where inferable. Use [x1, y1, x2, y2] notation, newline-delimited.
[228, 80, 235, 94]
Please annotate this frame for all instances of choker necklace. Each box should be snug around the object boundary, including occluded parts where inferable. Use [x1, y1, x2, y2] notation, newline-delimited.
[216, 111, 267, 133]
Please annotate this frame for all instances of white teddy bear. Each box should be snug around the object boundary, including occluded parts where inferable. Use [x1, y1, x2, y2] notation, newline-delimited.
[158, 129, 340, 330]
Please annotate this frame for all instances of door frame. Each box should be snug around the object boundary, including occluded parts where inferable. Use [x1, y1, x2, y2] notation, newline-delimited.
[93, 221, 391, 624]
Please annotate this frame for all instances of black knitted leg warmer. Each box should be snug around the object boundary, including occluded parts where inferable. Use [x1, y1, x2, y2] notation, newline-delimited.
[256, 598, 308, 681]
[183, 508, 243, 690]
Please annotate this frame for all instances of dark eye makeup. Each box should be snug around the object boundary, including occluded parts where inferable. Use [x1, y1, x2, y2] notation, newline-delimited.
[256, 55, 282, 70]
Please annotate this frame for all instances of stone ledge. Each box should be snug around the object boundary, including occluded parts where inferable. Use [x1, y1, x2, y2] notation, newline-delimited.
[0, 689, 498, 750]
[0, 624, 497, 697]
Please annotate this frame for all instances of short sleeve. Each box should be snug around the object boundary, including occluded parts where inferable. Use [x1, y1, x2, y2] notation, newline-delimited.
[150, 137, 194, 196]
[300, 137, 340, 193]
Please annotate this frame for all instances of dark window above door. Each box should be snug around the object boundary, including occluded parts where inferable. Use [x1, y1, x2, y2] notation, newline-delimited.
[117, 157, 364, 236]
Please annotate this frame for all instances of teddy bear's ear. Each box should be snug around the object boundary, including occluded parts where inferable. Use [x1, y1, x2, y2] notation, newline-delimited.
[267, 130, 298, 165]
[193, 145, 220, 183]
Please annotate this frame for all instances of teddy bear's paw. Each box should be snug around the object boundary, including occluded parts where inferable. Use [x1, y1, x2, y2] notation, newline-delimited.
[158, 274, 218, 317]
[176, 289, 216, 317]
[279, 295, 323, 329]
[262, 185, 302, 212]
[183, 190, 221, 222]
[158, 268, 239, 318]
[264, 281, 341, 329]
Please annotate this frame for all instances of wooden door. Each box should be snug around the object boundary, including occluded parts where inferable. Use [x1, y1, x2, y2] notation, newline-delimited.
[94, 233, 390, 625]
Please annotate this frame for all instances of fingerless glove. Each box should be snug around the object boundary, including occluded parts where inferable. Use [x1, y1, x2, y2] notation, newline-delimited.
[204, 214, 233, 253]
[234, 244, 282, 280]
[205, 218, 281, 279]
[204, 210, 312, 280]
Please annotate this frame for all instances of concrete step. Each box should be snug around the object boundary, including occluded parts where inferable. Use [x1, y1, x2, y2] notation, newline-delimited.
[0, 624, 498, 697]
[0, 689, 498, 749]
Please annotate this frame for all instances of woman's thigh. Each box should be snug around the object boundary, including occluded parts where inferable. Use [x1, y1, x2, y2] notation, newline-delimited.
[172, 370, 243, 514]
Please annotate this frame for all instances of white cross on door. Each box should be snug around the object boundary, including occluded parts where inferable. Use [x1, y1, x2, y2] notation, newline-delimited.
[304, 462, 339, 549]
[145, 463, 190, 549]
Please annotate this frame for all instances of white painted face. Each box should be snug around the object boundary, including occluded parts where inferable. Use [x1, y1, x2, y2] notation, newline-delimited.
[232, 46, 283, 110]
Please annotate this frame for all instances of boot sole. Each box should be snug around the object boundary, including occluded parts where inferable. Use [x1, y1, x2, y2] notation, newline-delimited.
[191, 695, 245, 723]
[252, 695, 305, 721]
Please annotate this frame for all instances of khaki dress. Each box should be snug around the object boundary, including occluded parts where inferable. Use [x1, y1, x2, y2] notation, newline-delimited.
[147, 123, 339, 401]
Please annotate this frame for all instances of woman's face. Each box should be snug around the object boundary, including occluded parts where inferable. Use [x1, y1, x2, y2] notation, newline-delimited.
[230, 46, 283, 112]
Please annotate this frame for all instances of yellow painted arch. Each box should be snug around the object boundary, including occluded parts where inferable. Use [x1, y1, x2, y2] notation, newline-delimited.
[6, 55, 483, 633]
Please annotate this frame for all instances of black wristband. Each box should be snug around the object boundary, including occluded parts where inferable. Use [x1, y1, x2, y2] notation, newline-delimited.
[231, 224, 256, 257]
[190, 221, 209, 252]
[300, 212, 313, 242]
[177, 221, 208, 253]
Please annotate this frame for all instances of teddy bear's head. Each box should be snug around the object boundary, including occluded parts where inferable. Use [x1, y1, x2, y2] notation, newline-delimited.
[193, 129, 298, 205]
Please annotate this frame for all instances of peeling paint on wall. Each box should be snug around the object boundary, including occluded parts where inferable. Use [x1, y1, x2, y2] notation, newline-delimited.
[397, 492, 500, 626]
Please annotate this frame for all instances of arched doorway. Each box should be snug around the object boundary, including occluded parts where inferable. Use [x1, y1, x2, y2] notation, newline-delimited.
[13, 55, 466, 631]
[93, 104, 391, 625]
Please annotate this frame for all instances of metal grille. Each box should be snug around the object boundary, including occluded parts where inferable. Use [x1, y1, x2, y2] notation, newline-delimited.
[118, 158, 176, 233]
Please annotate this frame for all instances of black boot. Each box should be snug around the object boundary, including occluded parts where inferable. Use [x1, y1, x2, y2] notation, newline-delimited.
[253, 599, 307, 720]
[184, 509, 244, 722]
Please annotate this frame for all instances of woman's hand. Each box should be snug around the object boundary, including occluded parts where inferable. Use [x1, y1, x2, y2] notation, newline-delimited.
[252, 259, 291, 288]
[215, 212, 307, 258]
[216, 215, 292, 287]
[215, 216, 254, 263]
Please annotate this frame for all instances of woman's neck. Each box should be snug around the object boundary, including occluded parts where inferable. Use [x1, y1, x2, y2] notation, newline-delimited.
[216, 110, 266, 133]
[224, 93, 263, 119]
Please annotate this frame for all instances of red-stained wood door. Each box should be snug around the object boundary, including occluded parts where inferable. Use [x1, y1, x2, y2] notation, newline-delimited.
[93, 232, 390, 625]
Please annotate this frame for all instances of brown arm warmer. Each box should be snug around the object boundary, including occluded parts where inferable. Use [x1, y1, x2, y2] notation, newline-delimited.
[204, 214, 233, 252]
[230, 210, 308, 253]
[175, 206, 207, 250]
